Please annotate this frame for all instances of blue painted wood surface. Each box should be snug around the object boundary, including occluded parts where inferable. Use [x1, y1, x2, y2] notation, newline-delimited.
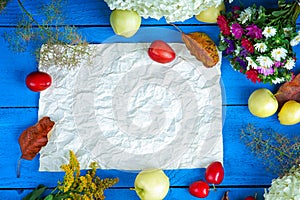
[0, 0, 300, 199]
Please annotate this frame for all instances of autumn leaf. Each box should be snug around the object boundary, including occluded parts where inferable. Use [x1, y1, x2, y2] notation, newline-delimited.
[17, 116, 55, 177]
[275, 73, 300, 108]
[181, 32, 219, 68]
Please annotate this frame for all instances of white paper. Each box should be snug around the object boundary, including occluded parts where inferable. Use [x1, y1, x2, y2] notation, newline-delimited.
[38, 43, 223, 171]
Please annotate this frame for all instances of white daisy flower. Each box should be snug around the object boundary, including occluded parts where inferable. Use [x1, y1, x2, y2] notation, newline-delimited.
[262, 27, 277, 38]
[254, 43, 267, 53]
[246, 57, 258, 69]
[290, 35, 300, 46]
[237, 7, 254, 24]
[271, 47, 288, 61]
[256, 56, 274, 68]
[234, 45, 241, 56]
[284, 58, 295, 70]
[283, 27, 293, 36]
[272, 77, 285, 84]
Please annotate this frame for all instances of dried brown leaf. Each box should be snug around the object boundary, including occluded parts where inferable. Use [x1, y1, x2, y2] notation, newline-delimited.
[275, 73, 300, 108]
[181, 32, 219, 68]
[18, 116, 55, 160]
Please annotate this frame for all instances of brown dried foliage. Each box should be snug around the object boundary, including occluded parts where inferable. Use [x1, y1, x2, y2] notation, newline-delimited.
[19, 116, 55, 160]
[275, 73, 300, 109]
[182, 32, 219, 68]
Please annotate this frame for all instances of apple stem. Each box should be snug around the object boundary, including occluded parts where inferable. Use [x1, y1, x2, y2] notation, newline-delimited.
[212, 184, 216, 191]
[169, 24, 183, 33]
[129, 188, 136, 191]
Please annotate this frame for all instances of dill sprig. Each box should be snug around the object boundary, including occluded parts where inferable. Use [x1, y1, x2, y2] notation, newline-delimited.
[0, 0, 8, 13]
[4, 0, 90, 69]
[23, 151, 119, 200]
[241, 124, 300, 176]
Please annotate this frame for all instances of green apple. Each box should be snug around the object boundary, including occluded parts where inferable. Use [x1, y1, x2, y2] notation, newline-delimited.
[134, 169, 170, 200]
[278, 100, 300, 125]
[195, 3, 225, 23]
[110, 9, 141, 38]
[248, 88, 278, 118]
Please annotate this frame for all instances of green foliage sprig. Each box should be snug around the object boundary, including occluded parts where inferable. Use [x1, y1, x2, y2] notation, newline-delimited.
[23, 151, 119, 200]
[4, 0, 91, 69]
[241, 124, 300, 176]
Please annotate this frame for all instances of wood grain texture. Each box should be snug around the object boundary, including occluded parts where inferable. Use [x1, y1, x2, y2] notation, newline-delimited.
[1, 107, 299, 188]
[0, 0, 300, 199]
[0, 187, 266, 200]
[1, 26, 299, 107]
[0, 0, 299, 26]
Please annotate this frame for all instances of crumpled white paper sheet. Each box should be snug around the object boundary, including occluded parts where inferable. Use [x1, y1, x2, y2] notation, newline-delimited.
[38, 43, 223, 171]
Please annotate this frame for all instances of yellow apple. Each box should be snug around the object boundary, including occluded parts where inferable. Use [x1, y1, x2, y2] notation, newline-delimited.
[110, 9, 141, 38]
[134, 169, 170, 200]
[248, 88, 278, 118]
[278, 100, 300, 125]
[195, 3, 225, 23]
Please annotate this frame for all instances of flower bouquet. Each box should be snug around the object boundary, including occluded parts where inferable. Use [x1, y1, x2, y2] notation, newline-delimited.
[217, 0, 300, 84]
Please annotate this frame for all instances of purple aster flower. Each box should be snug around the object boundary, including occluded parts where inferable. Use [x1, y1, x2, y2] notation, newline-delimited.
[231, 23, 244, 39]
[224, 38, 235, 54]
[258, 66, 274, 76]
[246, 24, 263, 39]
[236, 57, 247, 69]
[240, 48, 249, 57]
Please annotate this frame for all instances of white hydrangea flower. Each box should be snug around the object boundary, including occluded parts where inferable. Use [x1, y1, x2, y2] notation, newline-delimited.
[264, 166, 300, 200]
[271, 47, 288, 61]
[104, 0, 229, 22]
[254, 42, 267, 53]
[284, 58, 296, 70]
[263, 27, 277, 38]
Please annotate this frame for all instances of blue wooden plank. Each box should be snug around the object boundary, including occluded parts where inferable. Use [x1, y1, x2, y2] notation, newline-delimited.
[2, 26, 299, 107]
[0, 187, 267, 200]
[0, 107, 298, 188]
[0, 0, 299, 26]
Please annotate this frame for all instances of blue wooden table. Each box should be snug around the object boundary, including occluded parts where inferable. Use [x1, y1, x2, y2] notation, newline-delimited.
[0, 0, 299, 199]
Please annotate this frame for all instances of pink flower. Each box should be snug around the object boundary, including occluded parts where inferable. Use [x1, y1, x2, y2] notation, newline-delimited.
[258, 67, 274, 76]
[241, 38, 254, 53]
[231, 23, 244, 39]
[217, 15, 231, 36]
[274, 61, 282, 67]
[246, 24, 262, 39]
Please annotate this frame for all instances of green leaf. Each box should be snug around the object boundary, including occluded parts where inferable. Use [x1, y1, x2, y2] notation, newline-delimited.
[278, 0, 286, 7]
[272, 10, 288, 17]
[44, 195, 53, 200]
[218, 43, 228, 51]
[23, 185, 47, 200]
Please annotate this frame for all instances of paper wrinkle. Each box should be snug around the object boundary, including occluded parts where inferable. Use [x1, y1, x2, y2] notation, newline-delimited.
[38, 43, 223, 171]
